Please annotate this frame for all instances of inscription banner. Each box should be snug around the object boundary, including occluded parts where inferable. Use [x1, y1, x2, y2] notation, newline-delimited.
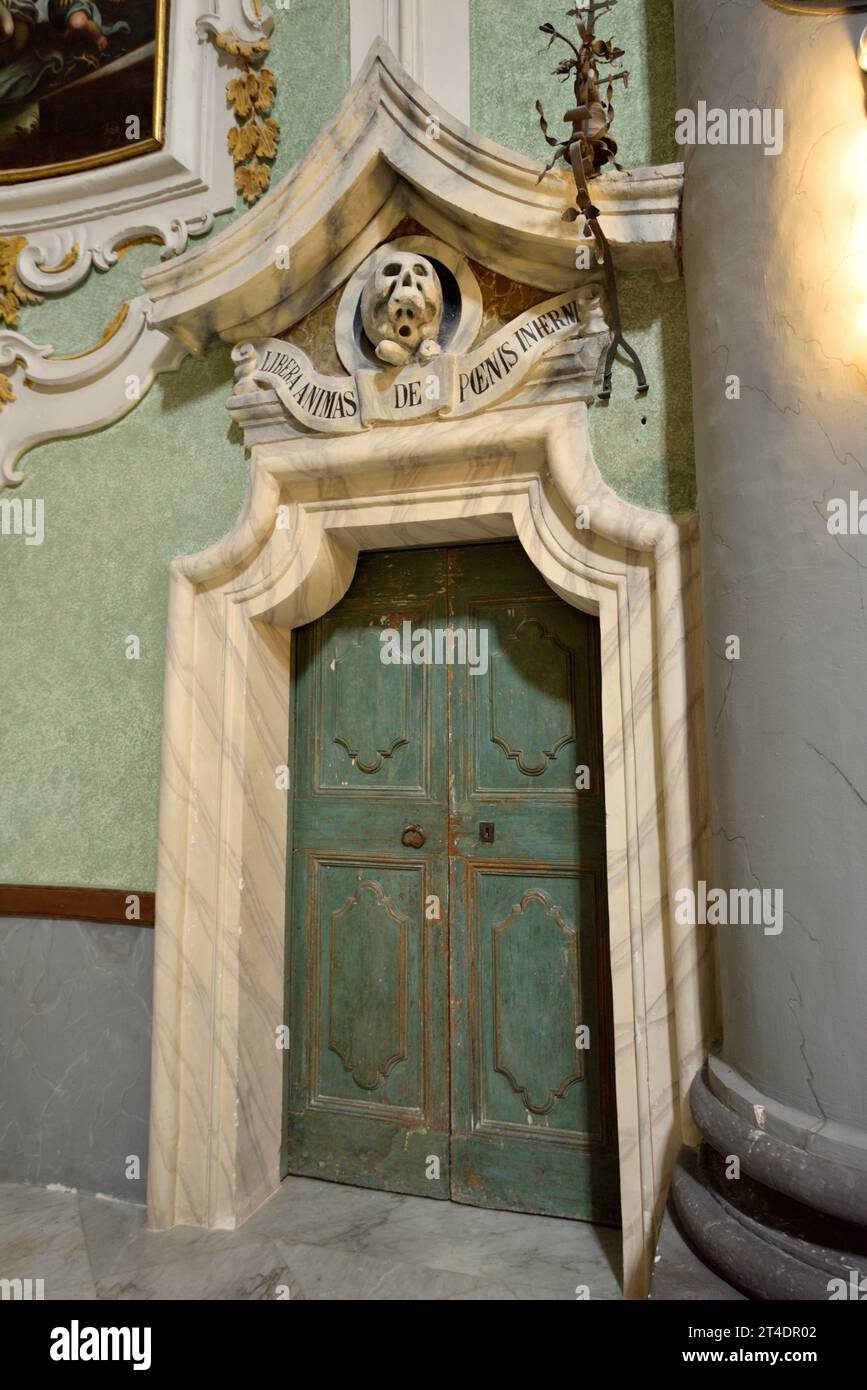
[248, 287, 606, 434]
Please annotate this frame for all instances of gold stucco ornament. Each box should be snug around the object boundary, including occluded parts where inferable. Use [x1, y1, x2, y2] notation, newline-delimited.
[0, 235, 42, 328]
[0, 234, 44, 410]
[219, 31, 280, 205]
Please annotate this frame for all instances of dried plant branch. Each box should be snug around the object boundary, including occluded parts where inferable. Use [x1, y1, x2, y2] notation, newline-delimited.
[536, 0, 648, 397]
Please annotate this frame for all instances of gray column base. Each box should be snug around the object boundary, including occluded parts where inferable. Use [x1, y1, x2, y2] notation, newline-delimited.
[668, 1071, 867, 1300]
[708, 1056, 867, 1176]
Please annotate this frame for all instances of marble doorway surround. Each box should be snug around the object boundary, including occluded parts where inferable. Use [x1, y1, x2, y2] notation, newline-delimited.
[142, 42, 711, 1301]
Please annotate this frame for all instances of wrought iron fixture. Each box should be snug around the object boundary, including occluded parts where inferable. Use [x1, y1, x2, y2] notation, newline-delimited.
[535, 0, 647, 399]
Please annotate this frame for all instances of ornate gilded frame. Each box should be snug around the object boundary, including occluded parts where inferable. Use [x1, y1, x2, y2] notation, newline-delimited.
[0, 0, 170, 185]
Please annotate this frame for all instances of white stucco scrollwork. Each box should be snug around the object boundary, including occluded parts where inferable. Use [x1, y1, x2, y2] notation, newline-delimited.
[0, 1, 275, 485]
[0, 299, 188, 485]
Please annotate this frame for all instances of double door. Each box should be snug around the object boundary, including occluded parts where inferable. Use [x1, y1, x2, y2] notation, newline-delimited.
[285, 542, 619, 1223]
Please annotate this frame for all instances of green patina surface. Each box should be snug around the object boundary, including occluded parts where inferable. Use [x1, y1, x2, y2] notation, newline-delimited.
[1, 0, 693, 889]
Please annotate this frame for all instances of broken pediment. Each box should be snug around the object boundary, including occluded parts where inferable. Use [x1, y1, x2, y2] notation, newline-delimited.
[141, 40, 683, 356]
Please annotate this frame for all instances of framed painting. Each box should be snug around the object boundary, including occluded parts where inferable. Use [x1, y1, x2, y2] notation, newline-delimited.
[0, 0, 168, 183]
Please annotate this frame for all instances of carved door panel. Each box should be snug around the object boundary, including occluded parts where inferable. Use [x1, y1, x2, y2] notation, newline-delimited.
[287, 542, 619, 1221]
[447, 543, 620, 1223]
[287, 547, 451, 1198]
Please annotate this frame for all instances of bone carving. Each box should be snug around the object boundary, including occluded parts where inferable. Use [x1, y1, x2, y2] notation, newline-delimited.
[360, 249, 443, 366]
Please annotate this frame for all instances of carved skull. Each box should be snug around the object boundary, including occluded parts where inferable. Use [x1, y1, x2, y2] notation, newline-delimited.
[360, 250, 443, 366]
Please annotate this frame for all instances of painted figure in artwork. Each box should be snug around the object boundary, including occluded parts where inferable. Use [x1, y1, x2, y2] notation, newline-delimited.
[0, 0, 160, 180]
[0, 0, 130, 107]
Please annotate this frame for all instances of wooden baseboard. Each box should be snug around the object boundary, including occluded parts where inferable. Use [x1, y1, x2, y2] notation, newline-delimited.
[0, 885, 155, 927]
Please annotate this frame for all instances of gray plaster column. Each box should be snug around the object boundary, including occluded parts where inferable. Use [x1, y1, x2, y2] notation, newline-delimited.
[671, 0, 867, 1295]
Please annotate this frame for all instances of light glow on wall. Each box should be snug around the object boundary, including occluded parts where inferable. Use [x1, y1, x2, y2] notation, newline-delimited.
[859, 33, 867, 342]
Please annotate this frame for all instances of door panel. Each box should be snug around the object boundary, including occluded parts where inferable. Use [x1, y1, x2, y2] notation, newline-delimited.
[478, 871, 601, 1132]
[315, 861, 419, 1106]
[317, 604, 428, 793]
[287, 548, 450, 1198]
[448, 543, 619, 1223]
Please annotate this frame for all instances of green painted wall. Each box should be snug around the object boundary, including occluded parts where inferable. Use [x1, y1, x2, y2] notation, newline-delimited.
[1, 0, 351, 890]
[0, 0, 692, 891]
[470, 0, 694, 513]
[0, 349, 245, 889]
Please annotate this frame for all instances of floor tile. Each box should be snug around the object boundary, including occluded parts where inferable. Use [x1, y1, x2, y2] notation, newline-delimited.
[250, 1176, 622, 1297]
[94, 1236, 289, 1300]
[0, 1177, 625, 1301]
[272, 1240, 507, 1301]
[78, 1192, 276, 1285]
[650, 1205, 744, 1302]
[0, 1182, 96, 1300]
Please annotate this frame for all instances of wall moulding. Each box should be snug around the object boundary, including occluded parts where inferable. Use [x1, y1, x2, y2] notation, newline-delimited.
[0, 885, 155, 927]
[0, 297, 188, 486]
[349, 0, 471, 126]
[0, 1, 270, 296]
[0, 1, 273, 295]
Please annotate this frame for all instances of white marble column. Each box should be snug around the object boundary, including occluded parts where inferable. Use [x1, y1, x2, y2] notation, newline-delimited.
[675, 0, 867, 1171]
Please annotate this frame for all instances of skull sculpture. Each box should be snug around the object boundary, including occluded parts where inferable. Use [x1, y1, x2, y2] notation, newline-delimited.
[360, 250, 443, 366]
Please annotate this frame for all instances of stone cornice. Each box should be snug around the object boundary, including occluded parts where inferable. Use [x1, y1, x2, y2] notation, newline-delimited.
[143, 39, 684, 353]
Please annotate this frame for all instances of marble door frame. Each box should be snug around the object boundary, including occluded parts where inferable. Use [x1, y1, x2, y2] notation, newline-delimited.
[146, 398, 711, 1300]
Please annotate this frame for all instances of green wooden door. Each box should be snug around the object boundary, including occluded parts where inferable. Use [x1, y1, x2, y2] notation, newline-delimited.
[287, 547, 451, 1198]
[447, 543, 619, 1224]
[286, 542, 619, 1223]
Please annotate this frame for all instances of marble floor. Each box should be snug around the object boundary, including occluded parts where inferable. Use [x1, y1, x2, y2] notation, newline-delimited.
[0, 1175, 624, 1301]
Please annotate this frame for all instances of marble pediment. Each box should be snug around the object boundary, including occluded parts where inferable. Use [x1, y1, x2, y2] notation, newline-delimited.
[139, 42, 681, 447]
[141, 40, 683, 357]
